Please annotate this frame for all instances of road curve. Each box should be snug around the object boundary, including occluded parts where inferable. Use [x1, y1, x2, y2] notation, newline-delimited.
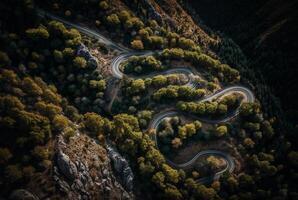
[38, 10, 255, 184]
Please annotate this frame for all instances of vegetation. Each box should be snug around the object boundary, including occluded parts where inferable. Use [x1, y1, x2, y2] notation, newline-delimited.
[176, 93, 241, 118]
[0, 0, 297, 200]
[0, 69, 80, 189]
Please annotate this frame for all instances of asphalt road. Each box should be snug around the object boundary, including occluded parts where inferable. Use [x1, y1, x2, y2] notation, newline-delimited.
[38, 10, 255, 184]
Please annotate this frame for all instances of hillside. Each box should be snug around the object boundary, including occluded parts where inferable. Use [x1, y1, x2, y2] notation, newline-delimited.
[0, 0, 298, 200]
[184, 0, 298, 123]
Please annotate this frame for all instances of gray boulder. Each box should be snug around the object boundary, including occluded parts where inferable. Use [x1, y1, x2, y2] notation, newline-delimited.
[56, 150, 78, 181]
[106, 144, 134, 191]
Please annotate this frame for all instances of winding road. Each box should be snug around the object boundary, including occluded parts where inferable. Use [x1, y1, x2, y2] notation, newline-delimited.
[39, 10, 255, 184]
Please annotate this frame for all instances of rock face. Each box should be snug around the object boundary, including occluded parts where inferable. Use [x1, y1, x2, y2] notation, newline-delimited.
[56, 150, 78, 181]
[106, 144, 134, 191]
[77, 43, 98, 70]
[9, 189, 39, 200]
[53, 135, 133, 200]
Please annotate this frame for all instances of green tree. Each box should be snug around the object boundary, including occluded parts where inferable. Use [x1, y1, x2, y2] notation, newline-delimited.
[196, 185, 217, 200]
[146, 148, 165, 168]
[73, 56, 87, 69]
[164, 184, 183, 200]
[131, 39, 144, 50]
[52, 114, 69, 131]
[130, 79, 146, 94]
[152, 171, 165, 188]
[162, 164, 180, 183]
[22, 77, 43, 96]
[214, 125, 228, 137]
[107, 14, 120, 26]
[152, 75, 167, 87]
[26, 27, 49, 40]
[82, 112, 108, 135]
[125, 17, 144, 30]
[119, 10, 130, 22]
[99, 1, 109, 10]
[171, 137, 182, 149]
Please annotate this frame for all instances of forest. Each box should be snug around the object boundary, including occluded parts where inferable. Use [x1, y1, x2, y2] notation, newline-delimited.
[0, 0, 297, 200]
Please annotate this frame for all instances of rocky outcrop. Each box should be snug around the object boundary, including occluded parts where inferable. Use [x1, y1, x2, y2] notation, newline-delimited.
[9, 189, 39, 200]
[56, 150, 78, 181]
[53, 135, 133, 200]
[106, 144, 134, 191]
[77, 43, 99, 70]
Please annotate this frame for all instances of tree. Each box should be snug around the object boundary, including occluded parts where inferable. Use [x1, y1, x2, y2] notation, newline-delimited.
[106, 14, 120, 26]
[53, 50, 63, 63]
[43, 89, 62, 104]
[130, 79, 146, 94]
[131, 39, 144, 50]
[207, 156, 223, 172]
[185, 178, 197, 190]
[138, 157, 155, 176]
[22, 77, 43, 96]
[152, 75, 167, 87]
[161, 48, 184, 59]
[26, 27, 49, 40]
[82, 112, 108, 135]
[214, 125, 228, 137]
[125, 17, 144, 30]
[99, 1, 109, 10]
[217, 104, 228, 115]
[35, 101, 62, 119]
[0, 95, 25, 113]
[62, 48, 74, 57]
[73, 56, 87, 69]
[195, 185, 217, 200]
[240, 103, 258, 117]
[162, 164, 180, 183]
[171, 138, 182, 149]
[178, 37, 195, 49]
[152, 171, 165, 188]
[146, 148, 165, 168]
[0, 70, 19, 85]
[52, 114, 69, 131]
[65, 10, 72, 17]
[149, 36, 164, 49]
[243, 138, 255, 149]
[119, 10, 130, 22]
[164, 184, 183, 200]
